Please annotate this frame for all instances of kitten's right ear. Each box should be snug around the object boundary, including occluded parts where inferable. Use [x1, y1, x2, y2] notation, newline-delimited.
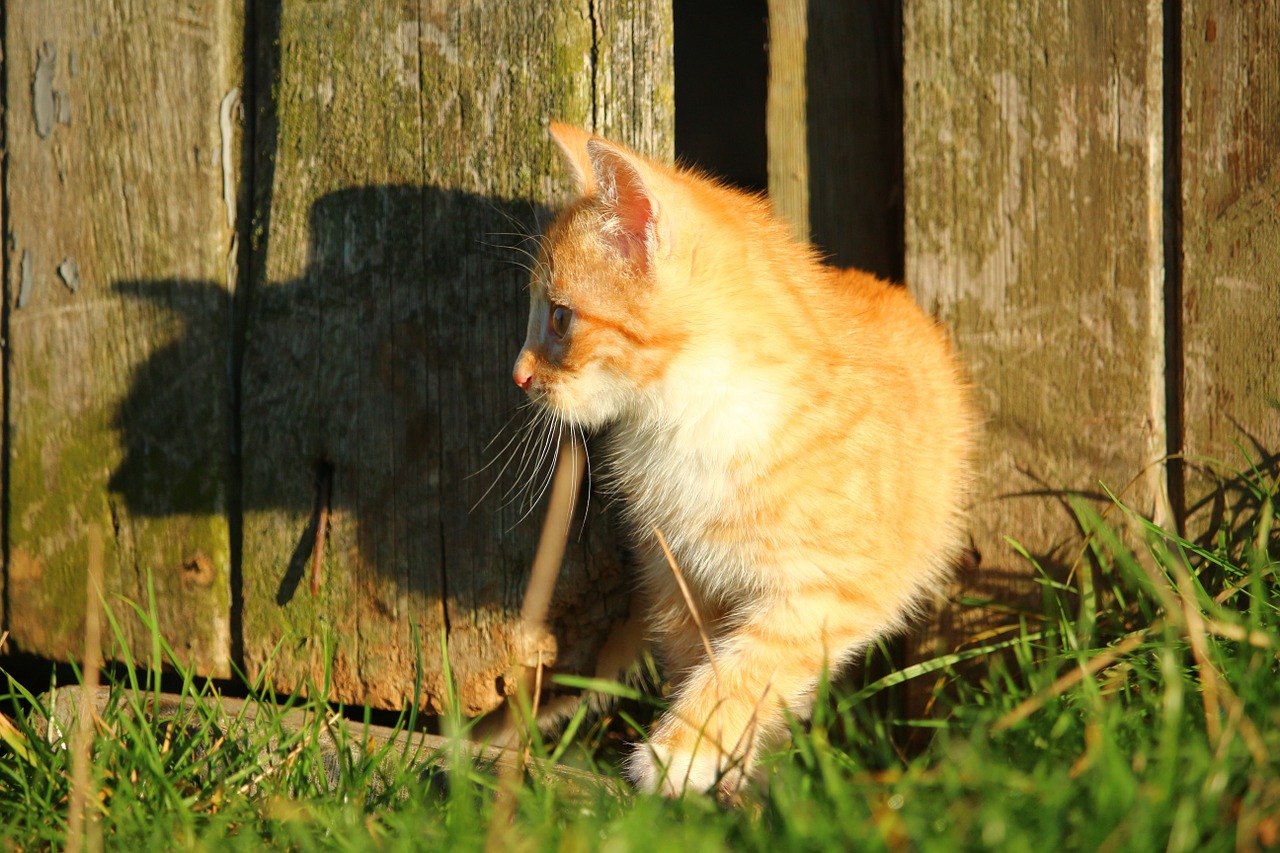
[549, 121, 598, 195]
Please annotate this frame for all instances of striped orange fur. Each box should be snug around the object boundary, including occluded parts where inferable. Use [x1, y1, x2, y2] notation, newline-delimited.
[513, 122, 977, 797]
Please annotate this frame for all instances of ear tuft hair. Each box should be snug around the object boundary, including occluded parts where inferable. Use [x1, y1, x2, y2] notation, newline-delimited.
[586, 139, 658, 269]
[549, 121, 598, 194]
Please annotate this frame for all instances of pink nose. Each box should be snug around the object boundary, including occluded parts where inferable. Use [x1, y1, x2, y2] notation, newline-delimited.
[513, 361, 534, 391]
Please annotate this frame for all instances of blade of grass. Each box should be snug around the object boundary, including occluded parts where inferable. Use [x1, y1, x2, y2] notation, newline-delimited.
[549, 675, 648, 704]
[837, 631, 1048, 712]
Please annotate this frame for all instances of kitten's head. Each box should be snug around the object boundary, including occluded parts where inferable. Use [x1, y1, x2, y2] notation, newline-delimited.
[512, 123, 691, 428]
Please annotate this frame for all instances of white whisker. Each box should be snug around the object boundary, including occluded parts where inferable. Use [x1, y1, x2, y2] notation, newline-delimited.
[471, 416, 538, 513]
[511, 419, 563, 529]
[501, 408, 553, 507]
[565, 428, 580, 541]
[470, 406, 530, 474]
[577, 421, 593, 541]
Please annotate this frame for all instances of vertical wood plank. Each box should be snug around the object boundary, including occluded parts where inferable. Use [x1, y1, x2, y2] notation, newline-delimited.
[240, 0, 671, 714]
[1179, 2, 1280, 525]
[903, 2, 1167, 640]
[4, 2, 241, 675]
[767, 0, 810, 241]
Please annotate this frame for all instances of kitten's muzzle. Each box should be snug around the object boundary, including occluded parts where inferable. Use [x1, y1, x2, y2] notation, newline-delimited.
[513, 350, 536, 391]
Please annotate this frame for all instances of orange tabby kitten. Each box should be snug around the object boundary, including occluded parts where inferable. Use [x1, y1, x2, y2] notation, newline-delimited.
[512, 122, 975, 797]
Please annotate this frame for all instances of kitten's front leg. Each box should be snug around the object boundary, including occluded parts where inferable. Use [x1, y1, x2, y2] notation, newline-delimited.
[638, 559, 721, 686]
[626, 588, 887, 798]
[627, 657, 793, 797]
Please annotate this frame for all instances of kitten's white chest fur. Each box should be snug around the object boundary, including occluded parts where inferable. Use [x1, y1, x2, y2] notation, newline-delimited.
[603, 357, 784, 599]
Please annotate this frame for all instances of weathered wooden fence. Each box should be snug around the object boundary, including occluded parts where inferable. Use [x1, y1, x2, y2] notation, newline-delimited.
[769, 0, 1279, 649]
[3, 0, 1277, 713]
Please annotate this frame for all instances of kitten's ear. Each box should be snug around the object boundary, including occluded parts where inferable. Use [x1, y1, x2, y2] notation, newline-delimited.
[549, 121, 598, 194]
[586, 139, 662, 270]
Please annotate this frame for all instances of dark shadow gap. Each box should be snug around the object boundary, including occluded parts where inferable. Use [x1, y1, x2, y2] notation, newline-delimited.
[226, 0, 283, 674]
[805, 0, 904, 280]
[673, 0, 768, 192]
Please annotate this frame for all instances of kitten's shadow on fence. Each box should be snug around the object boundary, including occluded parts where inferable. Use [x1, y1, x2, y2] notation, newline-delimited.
[107, 185, 625, 668]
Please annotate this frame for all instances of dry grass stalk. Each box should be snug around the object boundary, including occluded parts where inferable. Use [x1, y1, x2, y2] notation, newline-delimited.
[67, 528, 105, 853]
[1167, 555, 1224, 747]
[486, 434, 585, 849]
[652, 526, 721, 683]
[993, 629, 1150, 732]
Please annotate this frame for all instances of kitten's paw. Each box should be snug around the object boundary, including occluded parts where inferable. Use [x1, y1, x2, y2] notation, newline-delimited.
[625, 742, 745, 797]
[625, 742, 719, 796]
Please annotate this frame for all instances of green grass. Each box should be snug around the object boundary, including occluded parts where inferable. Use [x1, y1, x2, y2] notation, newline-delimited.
[1, 458, 1277, 852]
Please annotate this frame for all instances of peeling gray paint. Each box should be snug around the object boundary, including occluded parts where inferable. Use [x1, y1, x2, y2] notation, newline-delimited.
[58, 258, 81, 293]
[33, 42, 58, 139]
[17, 250, 34, 308]
[219, 88, 240, 230]
[56, 91, 73, 127]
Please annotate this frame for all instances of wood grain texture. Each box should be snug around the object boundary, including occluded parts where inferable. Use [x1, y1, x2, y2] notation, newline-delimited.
[239, 0, 672, 714]
[903, 2, 1168, 641]
[1179, 2, 1280, 529]
[766, 0, 810, 242]
[4, 2, 240, 676]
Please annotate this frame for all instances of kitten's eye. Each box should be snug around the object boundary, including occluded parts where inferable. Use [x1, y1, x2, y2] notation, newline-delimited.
[550, 304, 573, 339]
